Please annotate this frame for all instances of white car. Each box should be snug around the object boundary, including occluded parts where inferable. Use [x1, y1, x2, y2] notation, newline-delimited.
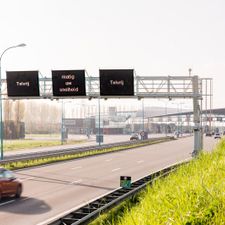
[174, 131, 180, 138]
[214, 133, 221, 139]
[130, 133, 139, 141]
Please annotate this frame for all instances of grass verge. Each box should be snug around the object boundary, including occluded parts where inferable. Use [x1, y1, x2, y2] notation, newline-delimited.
[90, 139, 225, 225]
[4, 139, 85, 151]
[1, 139, 170, 171]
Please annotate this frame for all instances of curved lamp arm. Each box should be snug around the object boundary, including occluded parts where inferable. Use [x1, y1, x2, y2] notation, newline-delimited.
[0, 43, 26, 63]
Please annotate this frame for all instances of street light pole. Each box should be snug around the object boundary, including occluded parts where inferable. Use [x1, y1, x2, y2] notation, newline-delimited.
[142, 98, 144, 132]
[0, 43, 26, 160]
[98, 97, 101, 146]
[165, 102, 168, 137]
[159, 99, 168, 136]
[61, 100, 64, 145]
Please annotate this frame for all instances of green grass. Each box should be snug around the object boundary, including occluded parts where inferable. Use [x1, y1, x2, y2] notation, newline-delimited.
[25, 133, 59, 138]
[3, 139, 85, 151]
[90, 139, 225, 225]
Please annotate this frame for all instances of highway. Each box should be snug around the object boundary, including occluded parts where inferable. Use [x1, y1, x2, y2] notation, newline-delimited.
[0, 136, 217, 225]
[4, 134, 165, 158]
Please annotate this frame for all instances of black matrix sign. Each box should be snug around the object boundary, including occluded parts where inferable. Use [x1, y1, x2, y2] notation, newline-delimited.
[52, 70, 86, 96]
[6, 71, 40, 97]
[100, 69, 134, 96]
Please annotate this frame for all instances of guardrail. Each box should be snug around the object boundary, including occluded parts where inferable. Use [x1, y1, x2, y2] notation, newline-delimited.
[48, 160, 190, 225]
[0, 137, 174, 166]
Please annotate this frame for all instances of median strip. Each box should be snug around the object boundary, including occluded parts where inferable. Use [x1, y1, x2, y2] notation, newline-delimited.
[0, 137, 174, 171]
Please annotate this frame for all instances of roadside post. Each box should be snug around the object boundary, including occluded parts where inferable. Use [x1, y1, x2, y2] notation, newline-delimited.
[120, 176, 131, 189]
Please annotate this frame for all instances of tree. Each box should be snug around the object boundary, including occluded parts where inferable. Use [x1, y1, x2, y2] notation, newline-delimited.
[14, 100, 25, 123]
[3, 99, 13, 122]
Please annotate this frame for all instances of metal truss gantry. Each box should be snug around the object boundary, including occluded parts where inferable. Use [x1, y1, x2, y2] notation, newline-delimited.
[2, 75, 213, 156]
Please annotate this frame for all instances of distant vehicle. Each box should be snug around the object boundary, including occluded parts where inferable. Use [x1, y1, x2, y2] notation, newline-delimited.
[140, 130, 148, 140]
[130, 133, 139, 141]
[174, 131, 180, 138]
[214, 133, 221, 139]
[205, 132, 212, 137]
[0, 168, 22, 200]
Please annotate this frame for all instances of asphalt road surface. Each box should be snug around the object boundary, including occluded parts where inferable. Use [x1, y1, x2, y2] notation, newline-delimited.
[5, 134, 166, 157]
[0, 136, 217, 225]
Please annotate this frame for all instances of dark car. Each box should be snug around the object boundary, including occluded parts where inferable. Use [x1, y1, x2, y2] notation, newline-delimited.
[130, 133, 139, 141]
[205, 132, 212, 137]
[0, 168, 22, 200]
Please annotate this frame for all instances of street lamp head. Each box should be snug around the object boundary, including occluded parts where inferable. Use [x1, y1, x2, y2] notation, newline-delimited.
[17, 43, 26, 47]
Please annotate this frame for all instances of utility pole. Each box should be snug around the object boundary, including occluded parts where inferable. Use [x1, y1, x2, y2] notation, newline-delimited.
[192, 76, 202, 156]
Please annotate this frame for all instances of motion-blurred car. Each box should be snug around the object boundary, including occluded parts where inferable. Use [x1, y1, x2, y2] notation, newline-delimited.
[0, 168, 22, 200]
[130, 133, 139, 141]
[214, 133, 221, 139]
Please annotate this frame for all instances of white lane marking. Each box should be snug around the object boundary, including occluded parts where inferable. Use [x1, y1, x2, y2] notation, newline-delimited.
[0, 200, 15, 207]
[37, 158, 192, 225]
[137, 160, 144, 164]
[112, 168, 121, 172]
[71, 166, 82, 170]
[36, 187, 123, 225]
[105, 159, 112, 162]
[70, 179, 82, 185]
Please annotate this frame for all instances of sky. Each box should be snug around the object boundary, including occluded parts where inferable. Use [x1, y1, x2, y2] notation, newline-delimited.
[0, 0, 224, 108]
